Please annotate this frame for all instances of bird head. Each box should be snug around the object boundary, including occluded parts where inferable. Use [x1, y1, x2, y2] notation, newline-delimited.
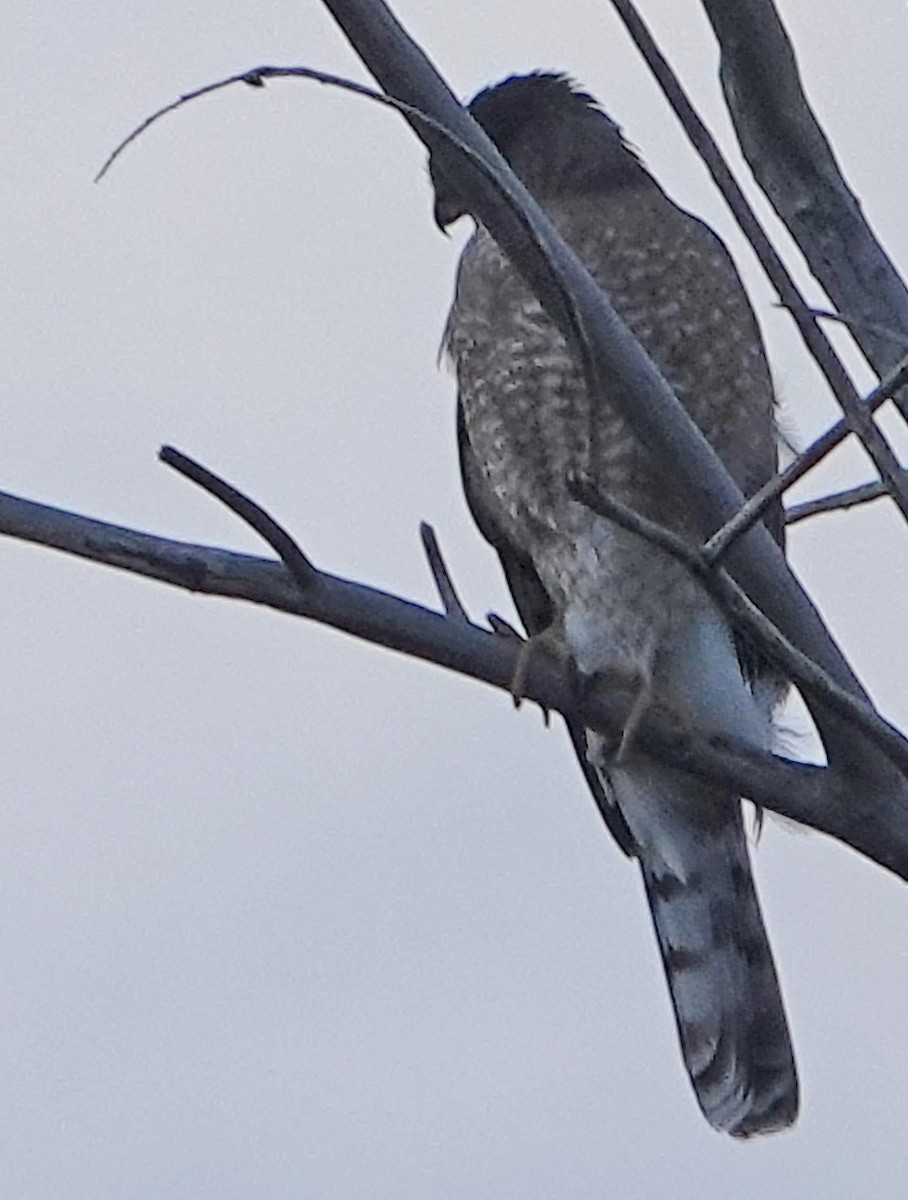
[430, 71, 644, 231]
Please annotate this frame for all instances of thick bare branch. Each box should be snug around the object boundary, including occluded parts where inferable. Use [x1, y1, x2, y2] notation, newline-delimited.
[701, 0, 908, 394]
[3, 482, 908, 880]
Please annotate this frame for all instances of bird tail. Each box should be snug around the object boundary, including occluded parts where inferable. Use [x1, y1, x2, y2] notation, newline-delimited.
[607, 759, 798, 1137]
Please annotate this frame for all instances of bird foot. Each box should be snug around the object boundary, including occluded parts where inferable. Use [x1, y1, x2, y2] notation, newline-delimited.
[583, 665, 655, 762]
[487, 614, 556, 725]
[511, 628, 550, 708]
[500, 624, 569, 722]
[615, 673, 654, 762]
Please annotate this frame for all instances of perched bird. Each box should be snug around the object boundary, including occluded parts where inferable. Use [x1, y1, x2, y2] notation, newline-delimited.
[430, 72, 797, 1136]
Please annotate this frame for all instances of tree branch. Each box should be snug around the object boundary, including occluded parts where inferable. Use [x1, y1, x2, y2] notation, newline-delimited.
[419, 521, 470, 623]
[160, 444, 319, 589]
[20, 0, 908, 880]
[4, 479, 908, 879]
[568, 473, 908, 778]
[786, 478, 905, 526]
[704, 355, 908, 560]
[607, 0, 908, 524]
[701, 0, 908, 400]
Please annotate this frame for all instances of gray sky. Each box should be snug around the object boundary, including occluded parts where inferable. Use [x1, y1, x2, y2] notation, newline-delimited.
[3, 3, 908, 1197]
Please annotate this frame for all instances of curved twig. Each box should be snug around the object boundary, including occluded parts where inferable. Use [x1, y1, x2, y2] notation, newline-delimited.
[160, 445, 318, 589]
[96, 63, 599, 395]
[95, 72, 269, 182]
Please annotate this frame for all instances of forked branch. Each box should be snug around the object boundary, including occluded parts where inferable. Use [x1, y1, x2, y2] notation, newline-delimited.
[705, 355, 908, 560]
[2, 466, 908, 880]
[568, 472, 908, 778]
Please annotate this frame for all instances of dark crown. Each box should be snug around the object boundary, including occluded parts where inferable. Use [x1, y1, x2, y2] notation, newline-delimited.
[431, 71, 646, 228]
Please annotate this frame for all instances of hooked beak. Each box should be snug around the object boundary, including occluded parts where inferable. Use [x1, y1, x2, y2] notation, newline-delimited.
[433, 194, 465, 234]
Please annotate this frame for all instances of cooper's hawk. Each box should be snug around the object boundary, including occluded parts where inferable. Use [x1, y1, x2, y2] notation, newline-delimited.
[430, 73, 797, 1136]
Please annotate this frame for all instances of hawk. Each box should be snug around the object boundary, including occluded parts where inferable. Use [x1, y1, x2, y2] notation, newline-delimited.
[430, 72, 797, 1136]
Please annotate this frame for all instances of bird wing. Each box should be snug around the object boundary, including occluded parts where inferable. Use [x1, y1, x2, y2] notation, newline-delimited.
[457, 400, 636, 856]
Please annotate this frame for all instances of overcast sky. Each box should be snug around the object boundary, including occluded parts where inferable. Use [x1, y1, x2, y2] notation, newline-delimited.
[3, 3, 908, 1197]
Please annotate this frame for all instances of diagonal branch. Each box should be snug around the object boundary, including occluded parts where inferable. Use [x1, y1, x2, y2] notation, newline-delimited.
[568, 472, 908, 778]
[607, 0, 908, 526]
[419, 521, 470, 623]
[705, 355, 908, 559]
[160, 445, 319, 589]
[701, 0, 908, 399]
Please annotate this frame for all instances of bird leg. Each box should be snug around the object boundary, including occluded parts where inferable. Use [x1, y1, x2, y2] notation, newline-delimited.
[584, 648, 657, 763]
[615, 669, 654, 762]
[510, 626, 552, 708]
[508, 625, 569, 713]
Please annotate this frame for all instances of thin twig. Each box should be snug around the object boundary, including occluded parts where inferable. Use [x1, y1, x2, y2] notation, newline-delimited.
[777, 305, 908, 350]
[95, 72, 268, 182]
[704, 354, 908, 561]
[786, 477, 902, 526]
[607, 0, 908, 524]
[94, 60, 586, 358]
[159, 445, 319, 589]
[567, 471, 908, 778]
[96, 66, 502, 190]
[487, 613, 523, 641]
[419, 521, 469, 623]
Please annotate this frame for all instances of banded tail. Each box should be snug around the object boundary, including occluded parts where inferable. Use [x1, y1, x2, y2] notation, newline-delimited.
[607, 758, 798, 1136]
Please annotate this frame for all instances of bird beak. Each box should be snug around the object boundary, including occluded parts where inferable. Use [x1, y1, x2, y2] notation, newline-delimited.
[433, 197, 458, 234]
